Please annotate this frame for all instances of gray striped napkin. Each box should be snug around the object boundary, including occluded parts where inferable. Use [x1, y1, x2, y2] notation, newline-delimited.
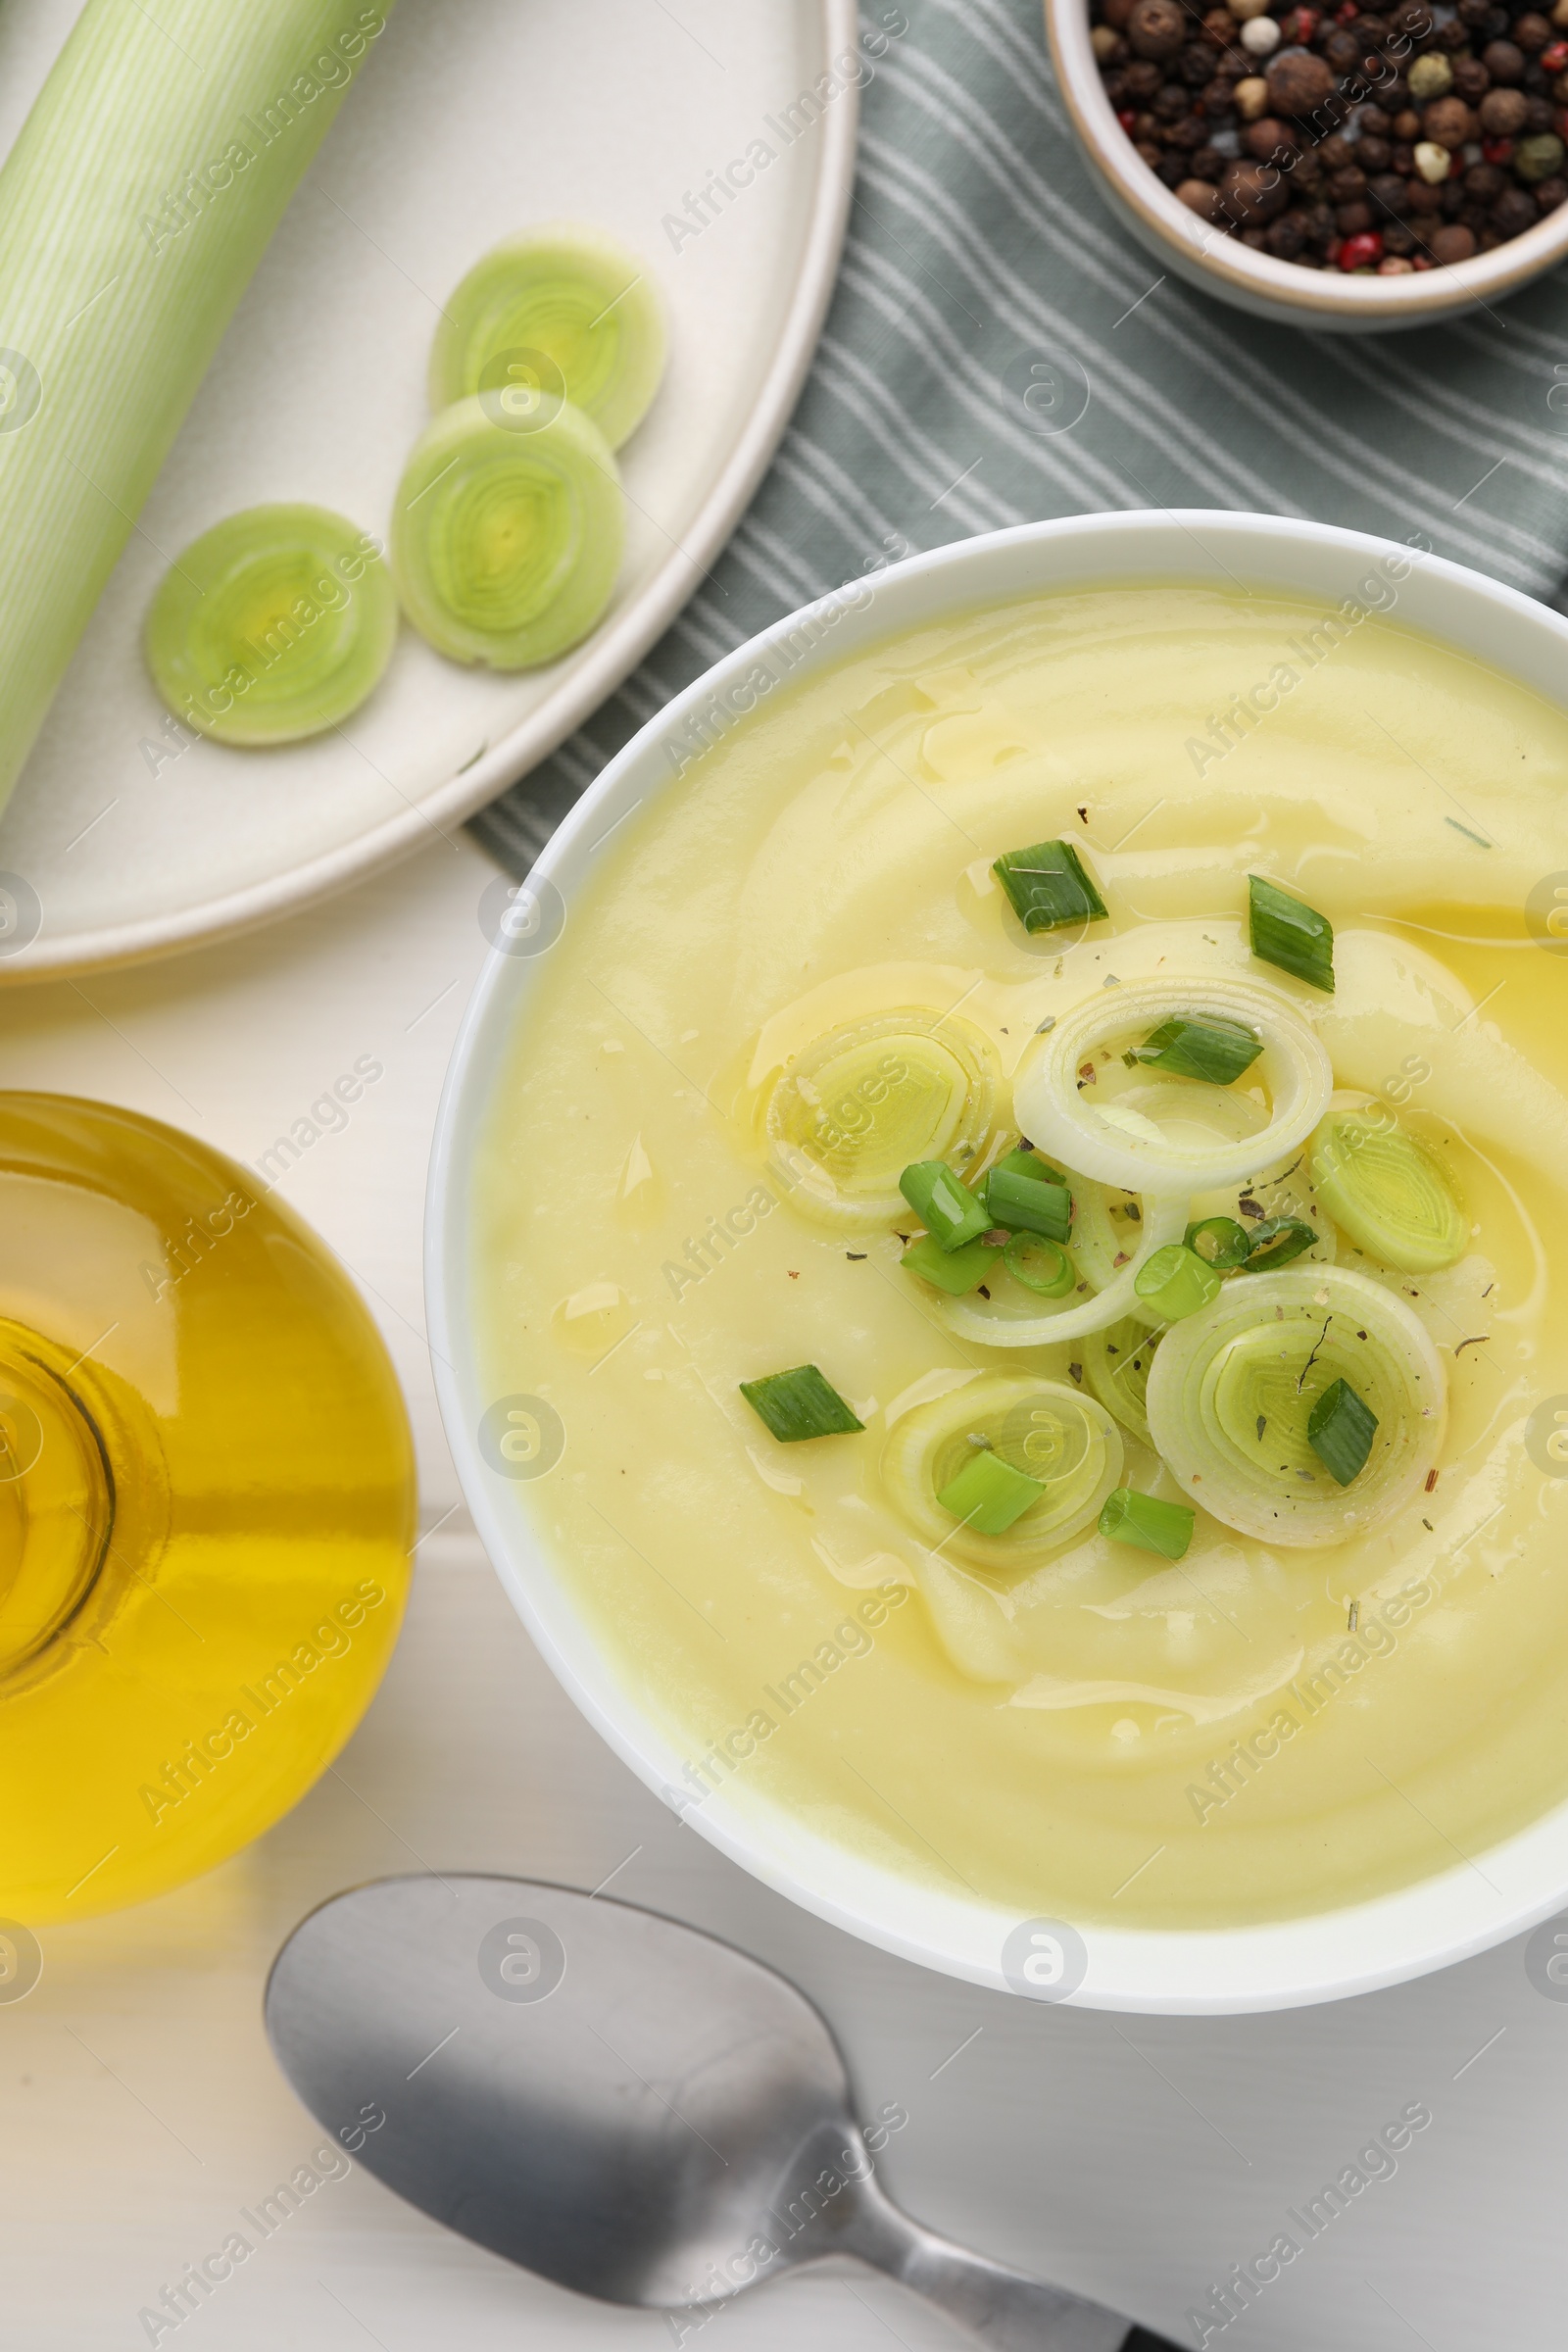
[471, 0, 1568, 878]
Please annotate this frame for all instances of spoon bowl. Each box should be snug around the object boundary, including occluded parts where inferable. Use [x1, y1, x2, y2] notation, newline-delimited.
[265, 1874, 1176, 2347]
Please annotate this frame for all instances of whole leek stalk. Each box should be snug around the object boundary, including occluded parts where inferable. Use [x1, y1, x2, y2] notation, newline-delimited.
[0, 0, 396, 817]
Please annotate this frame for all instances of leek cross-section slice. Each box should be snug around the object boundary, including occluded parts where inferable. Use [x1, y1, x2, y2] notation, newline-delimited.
[1145, 1266, 1446, 1546]
[1013, 974, 1332, 1196]
[1309, 1110, 1467, 1275]
[881, 1373, 1123, 1574]
[429, 225, 666, 452]
[767, 1012, 999, 1230]
[391, 396, 624, 671]
[146, 505, 396, 746]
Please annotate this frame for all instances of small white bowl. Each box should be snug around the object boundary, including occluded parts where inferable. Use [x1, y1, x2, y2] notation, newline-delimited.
[1045, 0, 1568, 330]
[429, 510, 1568, 2012]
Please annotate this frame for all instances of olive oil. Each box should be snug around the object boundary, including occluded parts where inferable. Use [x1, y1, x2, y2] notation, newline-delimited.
[0, 1094, 415, 1921]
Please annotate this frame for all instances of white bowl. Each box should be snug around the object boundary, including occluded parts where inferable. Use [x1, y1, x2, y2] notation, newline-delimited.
[428, 509, 1568, 2013]
[1045, 0, 1568, 332]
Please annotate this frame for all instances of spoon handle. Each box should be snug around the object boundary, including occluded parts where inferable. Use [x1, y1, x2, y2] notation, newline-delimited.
[840, 2178, 1149, 2351]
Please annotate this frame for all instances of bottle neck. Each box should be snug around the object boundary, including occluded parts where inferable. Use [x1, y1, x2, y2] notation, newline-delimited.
[0, 1328, 115, 1682]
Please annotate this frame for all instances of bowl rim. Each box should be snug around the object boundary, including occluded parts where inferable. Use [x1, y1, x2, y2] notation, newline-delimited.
[427, 506, 1568, 2013]
[1044, 0, 1568, 324]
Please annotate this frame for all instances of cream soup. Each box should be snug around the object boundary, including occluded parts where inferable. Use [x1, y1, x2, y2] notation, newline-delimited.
[473, 584, 1568, 1931]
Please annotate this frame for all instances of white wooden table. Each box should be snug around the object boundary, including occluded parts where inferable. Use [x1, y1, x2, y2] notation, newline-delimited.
[1, 837, 1561, 2352]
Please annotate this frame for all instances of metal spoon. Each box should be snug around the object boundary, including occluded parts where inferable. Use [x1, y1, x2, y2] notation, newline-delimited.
[266, 1874, 1179, 2350]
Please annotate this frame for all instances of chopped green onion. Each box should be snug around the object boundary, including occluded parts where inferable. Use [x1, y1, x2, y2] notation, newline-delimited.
[428, 225, 666, 451]
[993, 839, 1107, 934]
[0, 0, 396, 818]
[901, 1233, 1003, 1296]
[936, 1447, 1046, 1536]
[1236, 1216, 1317, 1272]
[145, 505, 396, 746]
[1099, 1488, 1196, 1561]
[1126, 1014, 1262, 1086]
[983, 1149, 1072, 1242]
[1306, 1377, 1378, 1487]
[899, 1159, 990, 1250]
[1249, 875, 1335, 994]
[1003, 1233, 1075, 1296]
[740, 1365, 863, 1444]
[391, 395, 623, 670]
[1185, 1216, 1253, 1269]
[1309, 1111, 1466, 1275]
[1133, 1242, 1222, 1320]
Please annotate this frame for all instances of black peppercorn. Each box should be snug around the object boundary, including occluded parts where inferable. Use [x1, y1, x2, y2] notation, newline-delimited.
[1493, 182, 1539, 230]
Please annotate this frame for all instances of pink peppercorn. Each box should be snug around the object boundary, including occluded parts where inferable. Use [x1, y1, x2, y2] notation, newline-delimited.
[1118, 107, 1138, 129]
[1339, 228, 1385, 268]
[1484, 134, 1517, 161]
[1544, 38, 1568, 68]
[1334, 1, 1357, 20]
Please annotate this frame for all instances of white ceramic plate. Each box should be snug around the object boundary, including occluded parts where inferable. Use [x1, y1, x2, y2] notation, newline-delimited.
[430, 510, 1568, 2015]
[0, 0, 857, 983]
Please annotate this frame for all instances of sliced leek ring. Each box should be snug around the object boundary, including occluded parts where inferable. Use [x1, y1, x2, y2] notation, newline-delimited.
[881, 1373, 1123, 1574]
[145, 505, 397, 746]
[1310, 1107, 1466, 1274]
[1014, 975, 1332, 1196]
[429, 225, 666, 451]
[928, 1188, 1187, 1348]
[1144, 1266, 1446, 1547]
[391, 396, 624, 671]
[1082, 1316, 1163, 1445]
[767, 1011, 1000, 1230]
